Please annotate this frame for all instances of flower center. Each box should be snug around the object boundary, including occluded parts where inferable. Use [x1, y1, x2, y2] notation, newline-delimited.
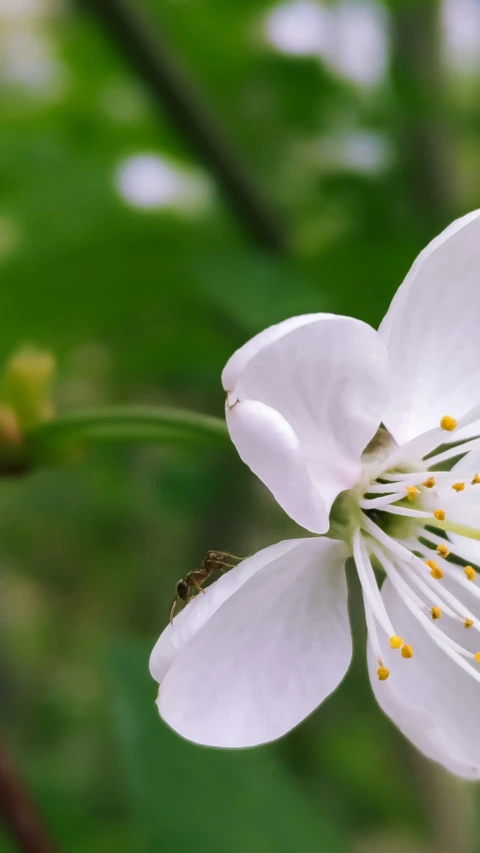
[351, 408, 480, 684]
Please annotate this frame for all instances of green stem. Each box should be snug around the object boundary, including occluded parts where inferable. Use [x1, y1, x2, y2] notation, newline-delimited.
[26, 406, 229, 465]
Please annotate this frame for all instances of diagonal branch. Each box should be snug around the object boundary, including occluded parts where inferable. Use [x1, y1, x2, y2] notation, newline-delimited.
[0, 739, 59, 853]
[79, 0, 287, 254]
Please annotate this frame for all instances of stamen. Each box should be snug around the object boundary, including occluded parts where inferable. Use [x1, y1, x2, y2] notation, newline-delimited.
[436, 543, 450, 558]
[431, 606, 442, 620]
[378, 505, 432, 519]
[452, 482, 465, 492]
[360, 493, 406, 510]
[368, 540, 480, 682]
[425, 559, 444, 579]
[382, 472, 461, 484]
[465, 618, 474, 629]
[352, 529, 395, 636]
[472, 474, 480, 485]
[405, 486, 419, 501]
[434, 509, 446, 521]
[440, 415, 457, 431]
[423, 476, 436, 488]
[400, 560, 458, 619]
[364, 519, 479, 629]
[425, 436, 480, 466]
[389, 635, 403, 649]
[364, 603, 381, 650]
[361, 483, 407, 494]
[401, 644, 414, 658]
[419, 534, 480, 604]
[377, 666, 390, 681]
[376, 403, 480, 477]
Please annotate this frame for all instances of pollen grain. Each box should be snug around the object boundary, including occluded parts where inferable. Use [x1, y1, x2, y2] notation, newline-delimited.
[440, 415, 457, 431]
[425, 559, 444, 579]
[472, 474, 480, 485]
[436, 543, 450, 558]
[465, 566, 476, 582]
[389, 635, 403, 650]
[405, 486, 419, 501]
[401, 644, 414, 659]
[452, 482, 465, 492]
[465, 618, 474, 629]
[423, 477, 436, 488]
[434, 509, 446, 521]
[377, 666, 390, 681]
[431, 606, 442, 620]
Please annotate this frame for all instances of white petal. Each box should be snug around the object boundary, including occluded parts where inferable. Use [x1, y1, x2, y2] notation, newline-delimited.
[369, 578, 480, 779]
[150, 539, 301, 683]
[153, 537, 351, 748]
[379, 210, 480, 444]
[223, 314, 388, 533]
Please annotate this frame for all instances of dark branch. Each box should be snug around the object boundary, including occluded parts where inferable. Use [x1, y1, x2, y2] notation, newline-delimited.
[80, 0, 287, 254]
[0, 740, 59, 853]
[391, 0, 454, 223]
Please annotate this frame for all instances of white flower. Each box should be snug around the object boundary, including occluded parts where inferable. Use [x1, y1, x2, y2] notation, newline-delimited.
[150, 210, 480, 778]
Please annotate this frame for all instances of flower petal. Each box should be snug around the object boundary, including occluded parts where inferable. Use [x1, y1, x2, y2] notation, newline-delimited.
[379, 210, 480, 444]
[152, 537, 351, 748]
[150, 539, 301, 683]
[223, 314, 389, 533]
[368, 578, 480, 779]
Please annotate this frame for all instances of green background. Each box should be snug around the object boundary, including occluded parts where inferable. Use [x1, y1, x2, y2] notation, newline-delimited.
[0, 0, 479, 851]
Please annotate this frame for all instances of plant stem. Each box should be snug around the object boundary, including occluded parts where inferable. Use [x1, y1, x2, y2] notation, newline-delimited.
[79, 0, 286, 254]
[27, 406, 229, 464]
[0, 739, 59, 853]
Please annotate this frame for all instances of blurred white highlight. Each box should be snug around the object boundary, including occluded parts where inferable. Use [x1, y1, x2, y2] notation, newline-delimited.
[115, 154, 212, 213]
[0, 0, 66, 97]
[443, 0, 480, 73]
[265, 0, 331, 56]
[264, 0, 389, 87]
[0, 0, 51, 20]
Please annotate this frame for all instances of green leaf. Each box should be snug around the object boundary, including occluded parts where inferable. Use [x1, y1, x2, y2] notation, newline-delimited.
[193, 251, 329, 334]
[108, 640, 350, 853]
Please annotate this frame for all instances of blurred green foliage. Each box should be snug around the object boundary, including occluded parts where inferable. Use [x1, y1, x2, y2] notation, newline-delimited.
[1, 0, 480, 851]
[110, 641, 349, 853]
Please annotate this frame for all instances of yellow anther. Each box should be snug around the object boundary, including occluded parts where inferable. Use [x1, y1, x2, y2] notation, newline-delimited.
[475, 653, 480, 664]
[425, 559, 444, 579]
[440, 415, 457, 431]
[465, 618, 474, 629]
[431, 606, 442, 620]
[434, 509, 446, 521]
[465, 566, 476, 582]
[401, 644, 414, 659]
[472, 474, 480, 485]
[452, 482, 465, 492]
[423, 476, 436, 489]
[377, 665, 390, 681]
[389, 635, 404, 649]
[436, 543, 450, 558]
[405, 486, 419, 501]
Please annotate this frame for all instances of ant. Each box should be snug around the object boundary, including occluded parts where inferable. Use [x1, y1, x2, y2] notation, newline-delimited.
[169, 550, 242, 623]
